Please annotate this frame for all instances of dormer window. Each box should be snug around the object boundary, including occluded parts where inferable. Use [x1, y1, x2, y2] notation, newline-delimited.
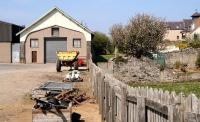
[52, 27, 59, 37]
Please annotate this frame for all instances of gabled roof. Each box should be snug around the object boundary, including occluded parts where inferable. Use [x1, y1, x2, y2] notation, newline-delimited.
[166, 21, 184, 30]
[17, 7, 92, 35]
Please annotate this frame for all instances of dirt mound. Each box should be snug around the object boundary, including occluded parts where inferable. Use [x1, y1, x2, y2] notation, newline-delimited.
[114, 57, 177, 83]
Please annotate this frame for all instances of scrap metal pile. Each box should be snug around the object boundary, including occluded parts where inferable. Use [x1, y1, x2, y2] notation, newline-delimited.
[56, 89, 88, 105]
[32, 81, 88, 110]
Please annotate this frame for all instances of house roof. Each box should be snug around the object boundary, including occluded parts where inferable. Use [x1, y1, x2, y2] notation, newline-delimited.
[0, 20, 24, 27]
[183, 19, 193, 27]
[17, 7, 93, 36]
[191, 12, 200, 18]
[166, 19, 192, 31]
[166, 21, 184, 30]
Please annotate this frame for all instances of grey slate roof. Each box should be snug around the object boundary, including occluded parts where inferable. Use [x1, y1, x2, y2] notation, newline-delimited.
[166, 19, 192, 31]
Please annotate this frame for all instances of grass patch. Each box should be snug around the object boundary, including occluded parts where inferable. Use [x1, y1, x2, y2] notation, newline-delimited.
[93, 54, 114, 63]
[129, 81, 200, 98]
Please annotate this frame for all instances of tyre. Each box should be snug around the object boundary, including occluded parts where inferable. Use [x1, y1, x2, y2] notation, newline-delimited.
[56, 59, 61, 72]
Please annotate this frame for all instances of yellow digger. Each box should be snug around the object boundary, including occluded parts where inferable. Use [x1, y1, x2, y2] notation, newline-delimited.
[56, 51, 83, 72]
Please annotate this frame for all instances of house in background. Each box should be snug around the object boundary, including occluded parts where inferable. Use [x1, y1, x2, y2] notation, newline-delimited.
[191, 12, 200, 39]
[17, 7, 93, 65]
[164, 19, 192, 41]
[0, 21, 24, 63]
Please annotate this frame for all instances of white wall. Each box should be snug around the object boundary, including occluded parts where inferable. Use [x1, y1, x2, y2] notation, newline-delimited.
[164, 30, 183, 41]
[192, 27, 200, 39]
[20, 9, 92, 42]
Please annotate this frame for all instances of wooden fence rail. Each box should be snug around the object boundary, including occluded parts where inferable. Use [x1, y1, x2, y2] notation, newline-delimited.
[89, 62, 200, 122]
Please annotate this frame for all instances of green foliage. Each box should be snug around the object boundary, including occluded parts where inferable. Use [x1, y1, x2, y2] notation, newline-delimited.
[189, 39, 200, 48]
[129, 81, 200, 98]
[107, 44, 115, 54]
[174, 61, 181, 69]
[92, 32, 113, 55]
[196, 53, 200, 68]
[93, 55, 114, 63]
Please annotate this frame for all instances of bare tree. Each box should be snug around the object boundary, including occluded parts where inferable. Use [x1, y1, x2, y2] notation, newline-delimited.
[110, 24, 126, 56]
[110, 14, 166, 58]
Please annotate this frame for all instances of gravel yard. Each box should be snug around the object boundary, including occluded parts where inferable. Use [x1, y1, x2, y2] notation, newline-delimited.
[0, 63, 101, 122]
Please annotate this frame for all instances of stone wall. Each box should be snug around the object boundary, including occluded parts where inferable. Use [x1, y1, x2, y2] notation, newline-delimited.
[164, 48, 200, 68]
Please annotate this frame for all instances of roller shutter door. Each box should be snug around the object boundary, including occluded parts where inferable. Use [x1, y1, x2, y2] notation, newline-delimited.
[45, 38, 67, 63]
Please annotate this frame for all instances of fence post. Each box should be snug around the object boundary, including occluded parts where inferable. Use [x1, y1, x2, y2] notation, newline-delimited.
[137, 97, 146, 122]
[105, 82, 110, 122]
[112, 88, 116, 122]
[101, 76, 106, 122]
[168, 105, 182, 122]
[121, 87, 127, 122]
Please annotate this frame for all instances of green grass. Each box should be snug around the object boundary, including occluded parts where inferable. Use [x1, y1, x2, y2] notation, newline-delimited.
[129, 81, 200, 98]
[93, 54, 114, 63]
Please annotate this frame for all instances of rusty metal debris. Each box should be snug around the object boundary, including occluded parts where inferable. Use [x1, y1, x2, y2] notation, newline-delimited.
[32, 81, 88, 111]
[55, 89, 88, 105]
[33, 98, 68, 110]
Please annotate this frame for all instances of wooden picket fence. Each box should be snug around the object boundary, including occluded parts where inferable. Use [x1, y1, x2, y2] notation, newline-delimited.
[89, 62, 200, 122]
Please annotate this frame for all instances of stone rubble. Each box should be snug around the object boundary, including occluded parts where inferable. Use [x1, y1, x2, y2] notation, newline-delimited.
[113, 57, 178, 83]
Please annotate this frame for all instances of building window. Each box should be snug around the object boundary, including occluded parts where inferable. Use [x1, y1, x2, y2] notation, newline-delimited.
[52, 27, 59, 37]
[73, 39, 81, 48]
[177, 36, 179, 40]
[182, 33, 186, 39]
[30, 39, 39, 48]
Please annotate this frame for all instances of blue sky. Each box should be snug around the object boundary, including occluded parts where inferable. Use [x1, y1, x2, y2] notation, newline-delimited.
[0, 0, 199, 34]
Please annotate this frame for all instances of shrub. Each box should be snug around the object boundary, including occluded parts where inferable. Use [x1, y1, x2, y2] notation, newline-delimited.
[189, 40, 200, 48]
[174, 61, 181, 69]
[92, 32, 113, 55]
[196, 53, 200, 68]
[175, 41, 188, 49]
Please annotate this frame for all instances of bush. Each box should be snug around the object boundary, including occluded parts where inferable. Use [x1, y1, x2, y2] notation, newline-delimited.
[93, 55, 114, 63]
[174, 61, 181, 69]
[92, 32, 113, 55]
[189, 40, 200, 48]
[196, 53, 200, 68]
[175, 41, 188, 49]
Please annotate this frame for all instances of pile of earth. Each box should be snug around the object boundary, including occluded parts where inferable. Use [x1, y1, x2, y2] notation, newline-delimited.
[113, 57, 178, 83]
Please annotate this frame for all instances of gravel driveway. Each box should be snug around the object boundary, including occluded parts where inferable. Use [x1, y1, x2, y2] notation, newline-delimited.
[0, 63, 101, 122]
